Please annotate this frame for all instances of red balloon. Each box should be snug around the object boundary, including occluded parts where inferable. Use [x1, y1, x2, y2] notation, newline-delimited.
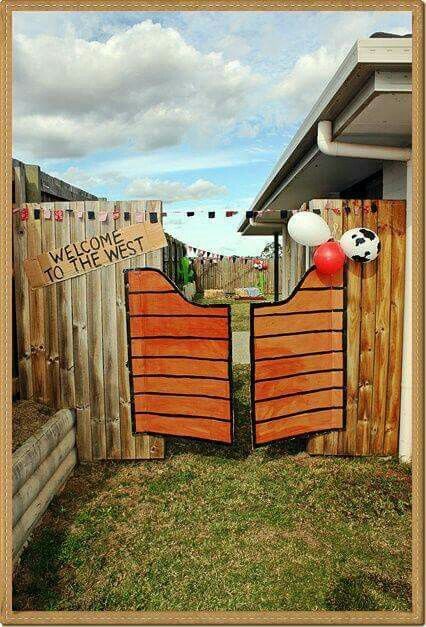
[313, 241, 346, 275]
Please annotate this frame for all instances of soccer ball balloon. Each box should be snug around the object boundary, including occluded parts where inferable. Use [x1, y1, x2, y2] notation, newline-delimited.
[339, 228, 381, 263]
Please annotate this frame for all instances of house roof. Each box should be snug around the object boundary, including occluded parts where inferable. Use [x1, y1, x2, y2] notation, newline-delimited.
[239, 37, 412, 236]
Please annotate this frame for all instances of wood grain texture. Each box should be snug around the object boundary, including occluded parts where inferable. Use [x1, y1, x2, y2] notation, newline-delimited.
[252, 266, 345, 446]
[339, 199, 363, 455]
[13, 206, 33, 399]
[27, 206, 47, 403]
[356, 202, 378, 454]
[370, 200, 392, 453]
[55, 203, 75, 410]
[41, 204, 61, 410]
[384, 201, 406, 454]
[304, 199, 406, 456]
[13, 201, 168, 460]
[70, 202, 92, 461]
[100, 201, 121, 459]
[127, 269, 233, 444]
[114, 201, 136, 459]
[321, 200, 343, 454]
[85, 201, 106, 459]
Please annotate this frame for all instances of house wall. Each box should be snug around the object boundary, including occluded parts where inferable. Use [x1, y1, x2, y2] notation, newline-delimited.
[382, 161, 407, 199]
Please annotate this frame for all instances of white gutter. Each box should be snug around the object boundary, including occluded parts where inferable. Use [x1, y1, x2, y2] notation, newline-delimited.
[317, 120, 412, 161]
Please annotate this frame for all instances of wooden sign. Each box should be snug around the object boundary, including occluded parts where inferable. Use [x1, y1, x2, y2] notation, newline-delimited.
[24, 222, 167, 288]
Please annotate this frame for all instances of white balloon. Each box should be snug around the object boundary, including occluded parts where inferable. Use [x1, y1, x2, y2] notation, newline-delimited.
[340, 228, 381, 263]
[287, 212, 331, 246]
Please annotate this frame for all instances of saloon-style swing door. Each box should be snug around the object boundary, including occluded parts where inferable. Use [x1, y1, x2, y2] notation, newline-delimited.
[251, 266, 346, 446]
[125, 268, 233, 444]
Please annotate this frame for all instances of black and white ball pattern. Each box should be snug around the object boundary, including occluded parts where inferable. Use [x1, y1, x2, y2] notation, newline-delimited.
[339, 228, 381, 263]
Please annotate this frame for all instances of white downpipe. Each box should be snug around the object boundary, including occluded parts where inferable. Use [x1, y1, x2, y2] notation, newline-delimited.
[317, 120, 412, 162]
[399, 159, 412, 462]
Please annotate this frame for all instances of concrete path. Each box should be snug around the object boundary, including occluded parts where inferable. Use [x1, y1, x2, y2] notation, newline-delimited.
[232, 331, 250, 364]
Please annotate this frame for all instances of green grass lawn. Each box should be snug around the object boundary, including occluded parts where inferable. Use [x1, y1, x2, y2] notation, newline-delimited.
[13, 366, 411, 612]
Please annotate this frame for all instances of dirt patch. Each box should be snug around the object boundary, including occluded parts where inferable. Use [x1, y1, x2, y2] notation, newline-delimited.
[13, 399, 54, 452]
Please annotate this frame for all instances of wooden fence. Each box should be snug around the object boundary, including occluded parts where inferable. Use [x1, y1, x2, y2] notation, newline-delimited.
[193, 257, 282, 295]
[13, 409, 77, 564]
[282, 199, 406, 456]
[163, 234, 187, 286]
[13, 200, 166, 461]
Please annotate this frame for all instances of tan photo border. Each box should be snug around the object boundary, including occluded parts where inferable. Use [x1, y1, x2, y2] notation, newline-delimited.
[0, 0, 424, 623]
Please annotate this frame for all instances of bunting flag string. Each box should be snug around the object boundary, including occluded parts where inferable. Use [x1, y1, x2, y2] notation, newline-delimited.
[13, 205, 306, 222]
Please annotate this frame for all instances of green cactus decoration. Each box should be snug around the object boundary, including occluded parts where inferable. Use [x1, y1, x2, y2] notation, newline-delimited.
[177, 256, 194, 286]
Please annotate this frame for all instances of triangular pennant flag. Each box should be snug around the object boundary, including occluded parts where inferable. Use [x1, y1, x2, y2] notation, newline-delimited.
[187, 211, 195, 217]
[99, 211, 108, 222]
[44, 208, 52, 220]
[149, 212, 158, 224]
[135, 212, 144, 223]
[208, 211, 215, 219]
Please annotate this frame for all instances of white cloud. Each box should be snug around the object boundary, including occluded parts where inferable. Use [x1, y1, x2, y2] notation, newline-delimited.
[50, 166, 125, 190]
[13, 20, 261, 159]
[125, 177, 228, 202]
[271, 46, 345, 123]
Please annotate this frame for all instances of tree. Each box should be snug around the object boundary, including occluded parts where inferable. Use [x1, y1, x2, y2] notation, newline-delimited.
[260, 241, 282, 259]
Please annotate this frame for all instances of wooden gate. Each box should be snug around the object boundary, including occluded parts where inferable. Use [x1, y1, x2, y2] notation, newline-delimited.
[251, 267, 345, 446]
[126, 268, 233, 444]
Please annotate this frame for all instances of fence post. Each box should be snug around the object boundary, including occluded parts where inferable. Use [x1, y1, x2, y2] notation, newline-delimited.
[273, 233, 279, 302]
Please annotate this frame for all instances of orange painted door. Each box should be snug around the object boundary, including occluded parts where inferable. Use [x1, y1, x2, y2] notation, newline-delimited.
[251, 267, 346, 446]
[126, 268, 233, 444]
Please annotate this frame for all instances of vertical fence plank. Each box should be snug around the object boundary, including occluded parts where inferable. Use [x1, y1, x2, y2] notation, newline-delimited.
[340, 200, 363, 455]
[115, 201, 136, 459]
[41, 203, 60, 410]
[27, 208, 47, 403]
[13, 206, 33, 399]
[55, 202, 75, 410]
[356, 200, 378, 455]
[99, 201, 121, 459]
[70, 202, 92, 461]
[370, 200, 392, 453]
[129, 201, 165, 460]
[306, 200, 328, 455]
[85, 201, 106, 459]
[323, 200, 344, 455]
[141, 200, 165, 459]
[384, 201, 406, 454]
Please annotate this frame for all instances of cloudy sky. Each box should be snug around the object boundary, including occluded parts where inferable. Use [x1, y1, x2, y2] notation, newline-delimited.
[13, 10, 411, 255]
